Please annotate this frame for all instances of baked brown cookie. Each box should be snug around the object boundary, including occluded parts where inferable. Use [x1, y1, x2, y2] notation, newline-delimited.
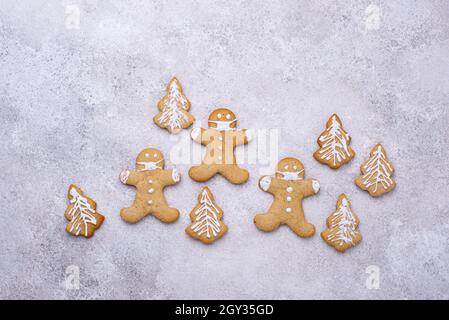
[254, 157, 320, 238]
[314, 114, 355, 169]
[64, 184, 105, 238]
[153, 77, 195, 134]
[355, 144, 396, 197]
[321, 194, 362, 253]
[189, 108, 252, 184]
[186, 187, 228, 244]
[119, 147, 180, 223]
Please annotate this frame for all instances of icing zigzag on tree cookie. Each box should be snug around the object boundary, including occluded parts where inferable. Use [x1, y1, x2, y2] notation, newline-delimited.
[355, 144, 396, 197]
[321, 194, 362, 253]
[314, 114, 355, 169]
[154, 77, 195, 134]
[186, 187, 228, 244]
[64, 185, 104, 238]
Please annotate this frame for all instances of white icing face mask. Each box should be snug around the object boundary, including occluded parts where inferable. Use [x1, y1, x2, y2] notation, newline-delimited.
[137, 159, 163, 171]
[276, 170, 304, 181]
[209, 119, 236, 131]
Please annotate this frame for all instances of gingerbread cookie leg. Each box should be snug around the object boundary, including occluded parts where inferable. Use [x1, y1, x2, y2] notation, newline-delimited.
[189, 164, 218, 182]
[286, 217, 315, 238]
[254, 212, 282, 232]
[120, 205, 147, 224]
[219, 164, 249, 185]
[152, 205, 180, 223]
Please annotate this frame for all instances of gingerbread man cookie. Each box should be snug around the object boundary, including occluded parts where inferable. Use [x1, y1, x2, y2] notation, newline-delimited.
[321, 194, 362, 253]
[186, 187, 228, 244]
[153, 77, 195, 134]
[189, 108, 252, 184]
[314, 114, 355, 169]
[254, 157, 320, 237]
[355, 144, 396, 197]
[119, 148, 180, 223]
[64, 184, 105, 238]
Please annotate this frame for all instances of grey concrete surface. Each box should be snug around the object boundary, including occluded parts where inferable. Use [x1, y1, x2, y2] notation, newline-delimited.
[1, 0, 449, 300]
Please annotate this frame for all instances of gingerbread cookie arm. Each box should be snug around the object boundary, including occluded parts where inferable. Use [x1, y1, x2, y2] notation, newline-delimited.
[258, 176, 280, 194]
[159, 168, 181, 187]
[119, 169, 143, 186]
[190, 127, 209, 145]
[234, 129, 253, 146]
[302, 179, 321, 197]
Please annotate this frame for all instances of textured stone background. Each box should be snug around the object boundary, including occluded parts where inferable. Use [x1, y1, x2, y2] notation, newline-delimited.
[1, 0, 449, 300]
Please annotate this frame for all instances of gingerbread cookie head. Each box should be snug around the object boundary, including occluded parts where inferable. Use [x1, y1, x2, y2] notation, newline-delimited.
[275, 157, 305, 180]
[135, 148, 165, 171]
[208, 108, 237, 130]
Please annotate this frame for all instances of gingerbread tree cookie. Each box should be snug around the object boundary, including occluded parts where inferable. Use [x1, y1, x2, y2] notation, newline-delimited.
[254, 157, 320, 238]
[153, 77, 195, 134]
[355, 144, 396, 197]
[321, 194, 362, 253]
[314, 114, 355, 169]
[119, 147, 180, 223]
[64, 184, 104, 238]
[186, 187, 228, 244]
[189, 108, 252, 184]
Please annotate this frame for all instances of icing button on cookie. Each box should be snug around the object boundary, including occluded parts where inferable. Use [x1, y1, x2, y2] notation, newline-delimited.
[286, 208, 292, 213]
[286, 187, 293, 193]
[286, 196, 292, 202]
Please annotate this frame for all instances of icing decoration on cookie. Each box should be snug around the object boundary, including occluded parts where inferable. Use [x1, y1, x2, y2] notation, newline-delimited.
[321, 194, 362, 253]
[186, 187, 228, 244]
[189, 108, 252, 184]
[153, 77, 195, 134]
[314, 114, 355, 169]
[120, 147, 180, 223]
[64, 185, 104, 238]
[253, 157, 320, 238]
[355, 144, 396, 197]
